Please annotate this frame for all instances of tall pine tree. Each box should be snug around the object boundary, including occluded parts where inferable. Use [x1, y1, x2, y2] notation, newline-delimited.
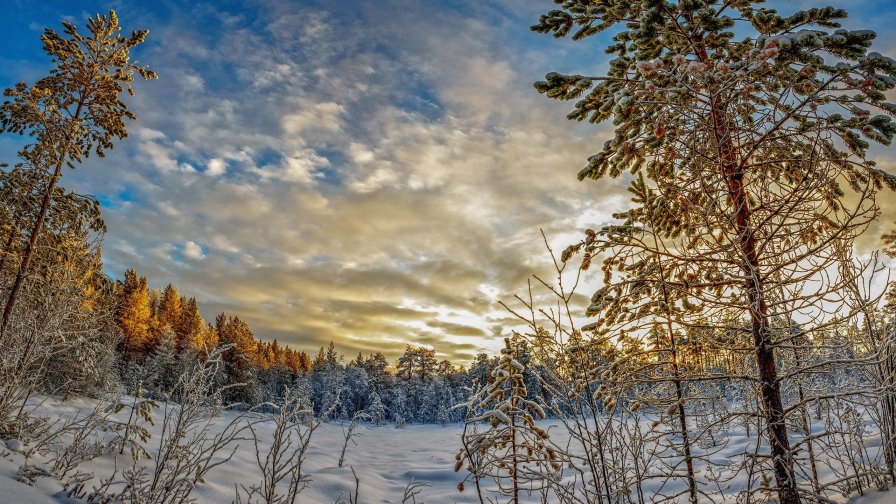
[534, 2, 896, 502]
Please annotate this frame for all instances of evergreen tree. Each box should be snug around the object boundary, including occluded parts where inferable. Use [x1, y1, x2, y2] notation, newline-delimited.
[324, 341, 340, 371]
[147, 328, 179, 395]
[156, 284, 181, 334]
[457, 337, 558, 503]
[361, 352, 389, 391]
[533, 2, 896, 502]
[116, 269, 152, 360]
[368, 390, 386, 426]
[218, 315, 257, 404]
[0, 10, 156, 334]
[311, 346, 327, 372]
[396, 345, 417, 381]
[177, 296, 205, 351]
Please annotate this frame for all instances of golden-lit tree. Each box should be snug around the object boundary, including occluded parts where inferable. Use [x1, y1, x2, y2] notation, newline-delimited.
[177, 296, 206, 351]
[116, 268, 152, 358]
[0, 10, 156, 334]
[156, 284, 181, 336]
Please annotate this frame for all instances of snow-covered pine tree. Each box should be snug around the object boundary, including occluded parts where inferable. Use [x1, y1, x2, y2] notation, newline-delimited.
[147, 328, 179, 396]
[437, 398, 451, 427]
[368, 391, 386, 426]
[533, 2, 896, 503]
[390, 387, 409, 426]
[456, 337, 558, 503]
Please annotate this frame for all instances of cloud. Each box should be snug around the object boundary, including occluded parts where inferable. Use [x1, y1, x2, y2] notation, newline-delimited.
[206, 158, 226, 177]
[33, 0, 630, 362]
[183, 241, 205, 260]
[282, 101, 344, 140]
[251, 150, 328, 184]
[35, 0, 895, 364]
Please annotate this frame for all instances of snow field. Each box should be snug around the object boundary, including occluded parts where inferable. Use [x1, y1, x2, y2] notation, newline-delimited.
[0, 396, 895, 503]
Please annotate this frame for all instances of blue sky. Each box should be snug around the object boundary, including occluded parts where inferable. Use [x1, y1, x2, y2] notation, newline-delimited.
[2, 0, 895, 362]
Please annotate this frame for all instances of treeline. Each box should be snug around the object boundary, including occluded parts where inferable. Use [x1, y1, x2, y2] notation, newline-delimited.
[115, 269, 312, 375]
[115, 269, 535, 424]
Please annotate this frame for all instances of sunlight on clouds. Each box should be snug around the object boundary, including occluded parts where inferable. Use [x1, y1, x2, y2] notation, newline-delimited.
[205, 158, 226, 177]
[47, 0, 896, 364]
[282, 101, 344, 140]
[252, 150, 328, 184]
[54, 0, 634, 361]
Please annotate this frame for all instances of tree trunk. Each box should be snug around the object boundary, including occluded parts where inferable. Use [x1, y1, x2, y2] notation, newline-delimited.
[708, 93, 800, 504]
[656, 256, 699, 504]
[0, 164, 63, 335]
[793, 344, 821, 496]
[0, 95, 85, 337]
[885, 336, 896, 480]
[583, 379, 612, 504]
[689, 31, 800, 500]
[510, 400, 520, 504]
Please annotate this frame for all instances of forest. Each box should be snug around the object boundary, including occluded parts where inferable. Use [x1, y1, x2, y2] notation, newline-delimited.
[3, 1, 896, 503]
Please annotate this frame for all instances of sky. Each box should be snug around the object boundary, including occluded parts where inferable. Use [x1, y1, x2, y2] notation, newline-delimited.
[2, 0, 896, 364]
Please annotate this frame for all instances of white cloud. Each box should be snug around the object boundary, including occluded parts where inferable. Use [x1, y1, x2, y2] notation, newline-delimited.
[348, 142, 375, 164]
[282, 101, 345, 140]
[183, 241, 205, 260]
[251, 149, 328, 184]
[180, 74, 205, 92]
[206, 158, 227, 177]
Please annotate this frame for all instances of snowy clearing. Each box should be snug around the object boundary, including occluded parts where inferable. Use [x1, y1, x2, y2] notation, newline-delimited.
[0, 396, 894, 503]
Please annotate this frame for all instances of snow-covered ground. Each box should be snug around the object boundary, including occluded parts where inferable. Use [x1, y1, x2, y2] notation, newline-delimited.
[1, 396, 895, 503]
[0, 396, 473, 503]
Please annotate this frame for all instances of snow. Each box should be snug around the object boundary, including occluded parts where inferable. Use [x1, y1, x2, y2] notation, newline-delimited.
[5, 439, 26, 453]
[0, 396, 475, 503]
[0, 474, 62, 504]
[850, 489, 896, 503]
[0, 396, 894, 503]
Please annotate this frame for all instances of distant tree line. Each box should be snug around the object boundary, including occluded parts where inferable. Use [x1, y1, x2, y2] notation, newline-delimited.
[114, 268, 549, 424]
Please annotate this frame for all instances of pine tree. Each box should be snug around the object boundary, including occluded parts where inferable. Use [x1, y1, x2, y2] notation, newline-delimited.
[146, 328, 180, 395]
[156, 284, 181, 334]
[533, 3, 896, 502]
[177, 296, 205, 351]
[311, 346, 327, 372]
[360, 351, 389, 392]
[368, 390, 386, 426]
[324, 341, 340, 371]
[396, 345, 417, 381]
[116, 269, 152, 360]
[284, 347, 311, 374]
[456, 337, 558, 503]
[0, 10, 156, 334]
[218, 315, 257, 404]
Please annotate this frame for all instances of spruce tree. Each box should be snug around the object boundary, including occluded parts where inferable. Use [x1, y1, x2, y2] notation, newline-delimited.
[368, 390, 386, 426]
[156, 284, 181, 334]
[116, 269, 152, 360]
[176, 296, 205, 351]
